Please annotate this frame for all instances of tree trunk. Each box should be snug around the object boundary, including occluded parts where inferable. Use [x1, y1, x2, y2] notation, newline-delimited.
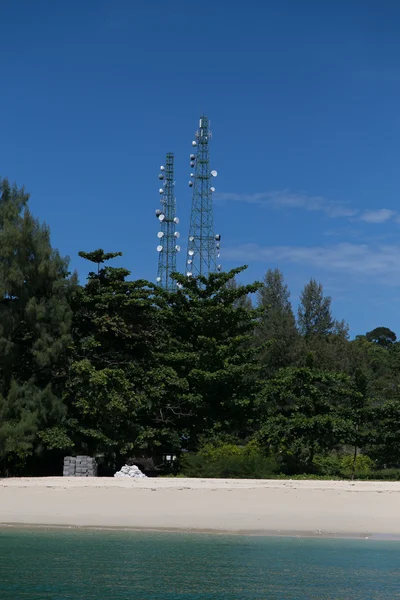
[351, 444, 357, 481]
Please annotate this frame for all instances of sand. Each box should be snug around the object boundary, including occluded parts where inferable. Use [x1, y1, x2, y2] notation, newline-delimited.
[1, 477, 400, 537]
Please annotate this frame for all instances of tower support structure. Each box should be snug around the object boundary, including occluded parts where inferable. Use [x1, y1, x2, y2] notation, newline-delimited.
[155, 153, 180, 290]
[186, 115, 221, 278]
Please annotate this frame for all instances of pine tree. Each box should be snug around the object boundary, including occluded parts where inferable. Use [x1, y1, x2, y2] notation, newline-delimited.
[297, 278, 334, 337]
[67, 250, 179, 460]
[255, 268, 298, 375]
[158, 267, 263, 449]
[0, 178, 76, 474]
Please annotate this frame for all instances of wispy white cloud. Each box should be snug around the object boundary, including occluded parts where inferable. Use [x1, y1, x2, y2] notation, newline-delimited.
[223, 242, 400, 282]
[360, 209, 397, 223]
[215, 190, 397, 225]
[215, 190, 356, 218]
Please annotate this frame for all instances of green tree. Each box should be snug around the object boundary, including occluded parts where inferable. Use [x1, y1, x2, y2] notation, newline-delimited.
[159, 267, 263, 449]
[257, 367, 355, 473]
[0, 178, 76, 474]
[225, 277, 253, 310]
[340, 369, 371, 480]
[66, 250, 178, 460]
[297, 279, 350, 372]
[297, 278, 334, 337]
[366, 327, 397, 348]
[255, 268, 298, 375]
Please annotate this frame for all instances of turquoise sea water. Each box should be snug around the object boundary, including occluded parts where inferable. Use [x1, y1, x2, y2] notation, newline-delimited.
[0, 529, 399, 599]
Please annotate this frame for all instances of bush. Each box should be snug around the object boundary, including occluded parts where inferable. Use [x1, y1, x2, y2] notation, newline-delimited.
[367, 468, 400, 480]
[339, 455, 373, 479]
[312, 454, 342, 477]
[180, 442, 279, 479]
[313, 453, 374, 479]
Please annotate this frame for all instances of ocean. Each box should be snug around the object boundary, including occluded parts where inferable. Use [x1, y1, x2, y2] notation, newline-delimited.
[0, 529, 399, 599]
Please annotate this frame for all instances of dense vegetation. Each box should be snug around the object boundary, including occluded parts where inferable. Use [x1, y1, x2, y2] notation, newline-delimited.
[2, 177, 400, 480]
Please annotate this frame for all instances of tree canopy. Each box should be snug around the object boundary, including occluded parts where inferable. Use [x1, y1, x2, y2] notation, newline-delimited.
[2, 176, 400, 480]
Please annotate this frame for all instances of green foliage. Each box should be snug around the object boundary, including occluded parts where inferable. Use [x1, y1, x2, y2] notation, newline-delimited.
[180, 442, 279, 479]
[340, 455, 373, 478]
[5, 177, 400, 479]
[255, 268, 299, 375]
[257, 367, 357, 472]
[366, 327, 396, 348]
[312, 453, 373, 478]
[156, 267, 264, 448]
[0, 178, 76, 474]
[66, 251, 168, 457]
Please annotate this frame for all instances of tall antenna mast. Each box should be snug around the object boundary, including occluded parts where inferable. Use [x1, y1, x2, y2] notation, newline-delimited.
[155, 153, 180, 290]
[186, 115, 221, 278]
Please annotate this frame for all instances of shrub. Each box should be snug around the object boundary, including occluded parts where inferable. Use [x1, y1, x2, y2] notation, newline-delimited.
[367, 468, 400, 480]
[180, 442, 279, 479]
[339, 455, 373, 479]
[312, 454, 342, 477]
[312, 453, 375, 479]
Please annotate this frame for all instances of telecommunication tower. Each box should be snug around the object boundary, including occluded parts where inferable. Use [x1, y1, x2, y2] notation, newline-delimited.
[186, 115, 221, 278]
[155, 153, 181, 290]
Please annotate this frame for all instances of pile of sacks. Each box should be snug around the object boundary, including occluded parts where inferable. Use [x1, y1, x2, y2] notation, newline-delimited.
[114, 464, 147, 478]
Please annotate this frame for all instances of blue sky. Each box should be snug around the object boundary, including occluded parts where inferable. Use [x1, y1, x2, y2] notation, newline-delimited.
[1, 0, 400, 336]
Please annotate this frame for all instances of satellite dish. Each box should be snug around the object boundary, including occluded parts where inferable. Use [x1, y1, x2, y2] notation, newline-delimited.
[177, 282, 183, 289]
[192, 141, 197, 147]
[173, 217, 180, 224]
[215, 234, 221, 241]
[190, 173, 195, 178]
[210, 187, 215, 192]
[211, 170, 218, 177]
[158, 174, 164, 180]
[190, 154, 195, 160]
[189, 181, 193, 187]
[187, 259, 192, 265]
[155, 209, 162, 217]
[216, 243, 220, 249]
[187, 272, 193, 277]
[157, 231, 164, 238]
[156, 276, 161, 282]
[160, 166, 165, 171]
[217, 264, 222, 271]
[188, 249, 194, 256]
[159, 214, 165, 221]
[189, 236, 194, 242]
[190, 162, 195, 168]
[174, 231, 180, 238]
[175, 245, 181, 252]
[159, 188, 164, 194]
[157, 245, 163, 252]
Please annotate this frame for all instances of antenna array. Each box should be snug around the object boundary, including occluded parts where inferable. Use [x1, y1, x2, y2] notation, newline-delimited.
[186, 115, 221, 278]
[155, 153, 180, 290]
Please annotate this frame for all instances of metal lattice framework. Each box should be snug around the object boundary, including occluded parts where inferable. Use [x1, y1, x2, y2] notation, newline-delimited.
[155, 153, 180, 291]
[186, 115, 220, 278]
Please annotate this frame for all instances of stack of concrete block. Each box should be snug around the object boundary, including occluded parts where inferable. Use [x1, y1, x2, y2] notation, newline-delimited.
[63, 456, 98, 477]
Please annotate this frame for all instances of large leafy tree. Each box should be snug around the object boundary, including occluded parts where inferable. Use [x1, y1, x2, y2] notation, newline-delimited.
[366, 327, 397, 348]
[257, 367, 357, 472]
[0, 178, 76, 474]
[66, 250, 178, 460]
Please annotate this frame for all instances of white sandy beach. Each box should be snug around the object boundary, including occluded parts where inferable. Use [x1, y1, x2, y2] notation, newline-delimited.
[1, 477, 400, 537]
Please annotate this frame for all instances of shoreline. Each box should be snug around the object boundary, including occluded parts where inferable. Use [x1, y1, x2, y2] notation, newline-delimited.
[1, 477, 400, 538]
[1, 522, 398, 540]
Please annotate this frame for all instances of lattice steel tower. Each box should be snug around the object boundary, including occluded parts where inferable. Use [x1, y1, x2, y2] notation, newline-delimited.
[155, 153, 181, 290]
[186, 115, 221, 278]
